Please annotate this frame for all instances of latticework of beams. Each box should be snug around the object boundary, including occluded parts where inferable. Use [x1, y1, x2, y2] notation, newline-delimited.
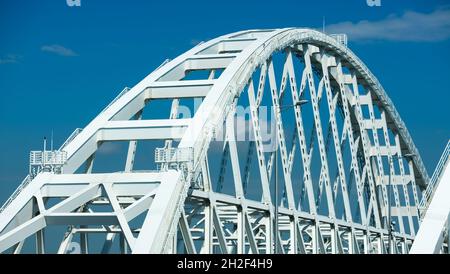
[0, 28, 429, 254]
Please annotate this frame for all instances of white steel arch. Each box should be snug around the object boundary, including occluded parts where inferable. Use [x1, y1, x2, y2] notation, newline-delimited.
[0, 28, 430, 254]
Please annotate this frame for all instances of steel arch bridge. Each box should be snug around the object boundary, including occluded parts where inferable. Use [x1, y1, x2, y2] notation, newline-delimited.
[0, 28, 433, 254]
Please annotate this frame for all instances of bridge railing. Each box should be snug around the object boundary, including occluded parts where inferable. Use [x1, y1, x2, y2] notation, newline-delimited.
[29, 150, 68, 179]
[101, 87, 131, 114]
[59, 128, 83, 150]
[155, 147, 194, 172]
[0, 175, 31, 214]
[0, 131, 75, 214]
[330, 33, 348, 46]
[99, 59, 171, 115]
[29, 151, 68, 166]
[419, 140, 450, 217]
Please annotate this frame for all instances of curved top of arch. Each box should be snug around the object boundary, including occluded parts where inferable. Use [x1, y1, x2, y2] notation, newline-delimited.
[61, 28, 429, 187]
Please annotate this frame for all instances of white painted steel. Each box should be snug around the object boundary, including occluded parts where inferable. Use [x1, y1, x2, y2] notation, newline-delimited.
[0, 28, 432, 254]
[411, 140, 450, 253]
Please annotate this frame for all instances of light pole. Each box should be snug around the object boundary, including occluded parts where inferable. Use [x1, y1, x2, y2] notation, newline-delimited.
[274, 100, 307, 253]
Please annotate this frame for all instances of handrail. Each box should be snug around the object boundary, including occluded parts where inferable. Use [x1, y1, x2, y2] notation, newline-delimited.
[100, 60, 170, 115]
[59, 128, 83, 150]
[0, 61, 170, 216]
[100, 87, 130, 114]
[0, 175, 31, 213]
[419, 140, 450, 216]
[1, 134, 75, 213]
[155, 58, 171, 71]
[329, 33, 348, 46]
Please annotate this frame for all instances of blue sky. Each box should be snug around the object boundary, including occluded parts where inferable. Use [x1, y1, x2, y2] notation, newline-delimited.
[0, 0, 449, 205]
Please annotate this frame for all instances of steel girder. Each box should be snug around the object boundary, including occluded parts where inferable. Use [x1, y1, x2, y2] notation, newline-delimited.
[0, 28, 429, 254]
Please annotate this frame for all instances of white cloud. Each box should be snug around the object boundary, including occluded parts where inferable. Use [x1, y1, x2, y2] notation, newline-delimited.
[326, 7, 450, 42]
[0, 54, 21, 64]
[41, 44, 78, 56]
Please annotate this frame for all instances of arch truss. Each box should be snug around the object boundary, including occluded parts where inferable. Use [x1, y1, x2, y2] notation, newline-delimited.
[0, 28, 429, 254]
